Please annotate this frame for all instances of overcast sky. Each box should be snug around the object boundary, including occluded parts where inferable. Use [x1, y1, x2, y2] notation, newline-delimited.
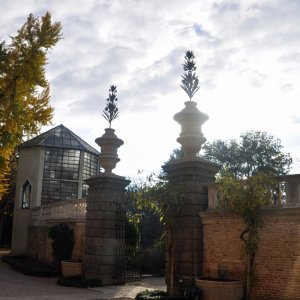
[1, 0, 300, 177]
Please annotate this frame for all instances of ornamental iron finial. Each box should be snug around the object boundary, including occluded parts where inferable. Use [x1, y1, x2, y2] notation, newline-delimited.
[180, 50, 200, 100]
[102, 85, 119, 128]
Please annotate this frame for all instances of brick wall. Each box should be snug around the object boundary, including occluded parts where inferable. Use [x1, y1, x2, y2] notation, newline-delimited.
[201, 207, 300, 300]
[27, 221, 86, 266]
[27, 225, 51, 265]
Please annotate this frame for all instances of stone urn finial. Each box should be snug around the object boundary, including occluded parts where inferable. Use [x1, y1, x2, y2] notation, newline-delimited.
[175, 50, 208, 158]
[96, 128, 123, 174]
[97, 85, 123, 174]
[174, 101, 208, 158]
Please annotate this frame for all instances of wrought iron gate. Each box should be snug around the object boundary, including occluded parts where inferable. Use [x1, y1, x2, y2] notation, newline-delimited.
[114, 195, 142, 284]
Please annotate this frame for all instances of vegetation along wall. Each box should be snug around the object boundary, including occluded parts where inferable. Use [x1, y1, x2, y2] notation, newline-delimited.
[27, 222, 85, 266]
[201, 207, 300, 300]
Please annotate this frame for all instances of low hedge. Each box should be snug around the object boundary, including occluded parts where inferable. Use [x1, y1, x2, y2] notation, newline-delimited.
[135, 289, 184, 300]
[1, 255, 58, 277]
[57, 275, 102, 288]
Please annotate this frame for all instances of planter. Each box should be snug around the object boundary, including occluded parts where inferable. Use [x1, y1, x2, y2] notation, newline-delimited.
[61, 261, 82, 277]
[95, 128, 124, 173]
[173, 101, 208, 158]
[195, 278, 243, 300]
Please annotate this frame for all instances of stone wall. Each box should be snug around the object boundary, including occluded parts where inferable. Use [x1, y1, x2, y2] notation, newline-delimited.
[201, 207, 300, 300]
[11, 147, 45, 255]
[27, 221, 85, 266]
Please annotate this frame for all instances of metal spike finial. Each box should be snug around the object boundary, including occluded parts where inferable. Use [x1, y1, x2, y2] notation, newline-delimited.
[102, 85, 119, 128]
[180, 50, 200, 100]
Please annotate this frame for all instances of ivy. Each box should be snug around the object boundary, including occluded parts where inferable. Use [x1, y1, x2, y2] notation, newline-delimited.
[216, 172, 275, 300]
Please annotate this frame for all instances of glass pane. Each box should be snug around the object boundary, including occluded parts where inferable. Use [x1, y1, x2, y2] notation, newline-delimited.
[22, 181, 31, 209]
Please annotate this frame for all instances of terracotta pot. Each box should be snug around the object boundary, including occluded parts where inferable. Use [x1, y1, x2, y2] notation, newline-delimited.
[61, 260, 82, 277]
[195, 278, 243, 300]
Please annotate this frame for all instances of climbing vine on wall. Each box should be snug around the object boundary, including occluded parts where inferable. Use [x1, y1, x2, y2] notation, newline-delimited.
[216, 172, 275, 300]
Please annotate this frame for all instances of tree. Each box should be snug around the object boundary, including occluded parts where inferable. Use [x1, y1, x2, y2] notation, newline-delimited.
[0, 153, 16, 246]
[216, 172, 275, 300]
[127, 173, 185, 296]
[167, 148, 185, 163]
[202, 131, 292, 177]
[166, 131, 291, 298]
[0, 12, 62, 196]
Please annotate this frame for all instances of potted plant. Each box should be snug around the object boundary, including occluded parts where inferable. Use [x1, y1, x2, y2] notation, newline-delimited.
[48, 223, 82, 277]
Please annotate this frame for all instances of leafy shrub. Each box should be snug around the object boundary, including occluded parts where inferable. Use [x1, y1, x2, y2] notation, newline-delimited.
[142, 239, 165, 275]
[1, 255, 58, 277]
[48, 223, 74, 267]
[135, 289, 183, 300]
[57, 275, 102, 288]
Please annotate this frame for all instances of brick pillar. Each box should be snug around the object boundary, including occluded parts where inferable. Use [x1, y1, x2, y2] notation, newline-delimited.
[84, 173, 130, 285]
[162, 158, 219, 294]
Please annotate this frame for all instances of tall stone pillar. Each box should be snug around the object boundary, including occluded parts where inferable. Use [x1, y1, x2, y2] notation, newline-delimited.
[163, 99, 219, 295]
[162, 158, 218, 293]
[84, 127, 130, 285]
[84, 173, 130, 285]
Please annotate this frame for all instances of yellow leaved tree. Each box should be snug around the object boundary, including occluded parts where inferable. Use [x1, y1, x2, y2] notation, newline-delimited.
[0, 12, 62, 197]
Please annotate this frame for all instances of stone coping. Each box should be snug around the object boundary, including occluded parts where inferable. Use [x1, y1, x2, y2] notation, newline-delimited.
[200, 206, 300, 224]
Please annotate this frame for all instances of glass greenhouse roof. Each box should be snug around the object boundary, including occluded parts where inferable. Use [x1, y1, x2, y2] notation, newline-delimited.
[19, 124, 99, 155]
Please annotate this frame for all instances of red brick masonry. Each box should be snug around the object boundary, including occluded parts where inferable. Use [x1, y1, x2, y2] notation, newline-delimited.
[201, 207, 300, 300]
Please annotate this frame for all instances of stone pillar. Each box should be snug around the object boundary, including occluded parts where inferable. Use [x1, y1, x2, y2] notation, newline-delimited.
[162, 158, 219, 294]
[84, 173, 130, 285]
[284, 174, 300, 206]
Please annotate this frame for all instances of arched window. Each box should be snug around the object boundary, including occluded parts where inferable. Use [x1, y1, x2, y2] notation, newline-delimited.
[22, 180, 31, 209]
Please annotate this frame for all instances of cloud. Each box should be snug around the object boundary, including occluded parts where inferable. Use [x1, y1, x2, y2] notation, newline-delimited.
[280, 83, 293, 92]
[248, 70, 267, 88]
[292, 116, 300, 124]
[1, 0, 300, 176]
[193, 23, 212, 38]
[280, 52, 300, 61]
[212, 1, 240, 14]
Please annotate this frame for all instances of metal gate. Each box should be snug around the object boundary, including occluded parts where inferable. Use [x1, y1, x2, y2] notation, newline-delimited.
[114, 196, 142, 284]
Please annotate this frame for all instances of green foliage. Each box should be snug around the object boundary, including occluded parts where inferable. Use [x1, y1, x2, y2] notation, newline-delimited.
[2, 255, 58, 277]
[127, 173, 186, 295]
[135, 290, 167, 300]
[180, 50, 200, 101]
[48, 223, 74, 266]
[140, 212, 163, 248]
[126, 182, 165, 273]
[57, 276, 102, 288]
[166, 148, 185, 163]
[127, 173, 185, 226]
[102, 85, 119, 128]
[125, 217, 140, 248]
[216, 172, 274, 219]
[0, 153, 16, 246]
[142, 239, 165, 275]
[135, 290, 183, 300]
[0, 12, 62, 196]
[216, 172, 275, 299]
[202, 131, 292, 178]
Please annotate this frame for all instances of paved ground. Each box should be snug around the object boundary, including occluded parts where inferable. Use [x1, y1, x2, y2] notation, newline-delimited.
[0, 249, 166, 300]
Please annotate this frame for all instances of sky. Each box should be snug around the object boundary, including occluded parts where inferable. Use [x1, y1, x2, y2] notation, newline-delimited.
[1, 0, 300, 178]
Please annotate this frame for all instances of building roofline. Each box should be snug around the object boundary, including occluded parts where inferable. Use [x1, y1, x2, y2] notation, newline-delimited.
[19, 124, 99, 155]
